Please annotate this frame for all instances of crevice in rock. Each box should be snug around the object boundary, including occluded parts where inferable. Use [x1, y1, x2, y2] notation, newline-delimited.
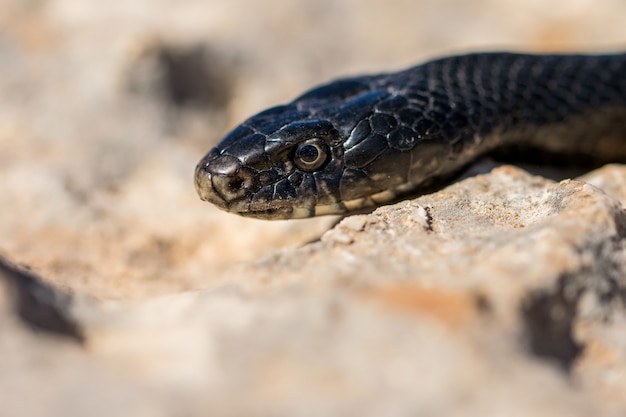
[520, 235, 626, 371]
[473, 292, 492, 314]
[0, 255, 85, 343]
[157, 44, 233, 109]
[127, 42, 237, 111]
[520, 277, 583, 370]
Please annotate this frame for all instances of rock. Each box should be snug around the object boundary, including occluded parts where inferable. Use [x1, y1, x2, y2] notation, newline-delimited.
[0, 256, 172, 417]
[60, 166, 626, 416]
[1, 0, 626, 416]
[0, 255, 84, 341]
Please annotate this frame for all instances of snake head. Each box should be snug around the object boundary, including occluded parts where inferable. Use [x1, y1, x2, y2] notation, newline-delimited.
[195, 114, 347, 219]
[195, 76, 454, 219]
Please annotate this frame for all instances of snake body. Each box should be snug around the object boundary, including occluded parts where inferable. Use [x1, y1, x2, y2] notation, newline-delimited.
[195, 52, 626, 219]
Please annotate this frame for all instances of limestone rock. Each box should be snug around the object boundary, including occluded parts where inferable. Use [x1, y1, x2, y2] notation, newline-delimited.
[5, 167, 626, 416]
[0, 257, 168, 417]
[2, 0, 626, 416]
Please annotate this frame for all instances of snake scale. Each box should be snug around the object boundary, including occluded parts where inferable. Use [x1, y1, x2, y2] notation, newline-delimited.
[194, 52, 626, 219]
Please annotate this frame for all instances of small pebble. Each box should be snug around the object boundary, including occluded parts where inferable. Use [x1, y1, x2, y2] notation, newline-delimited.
[340, 215, 367, 232]
[409, 205, 431, 229]
[321, 229, 354, 245]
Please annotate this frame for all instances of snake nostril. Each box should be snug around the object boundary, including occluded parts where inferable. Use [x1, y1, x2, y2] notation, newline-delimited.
[195, 152, 260, 207]
[209, 166, 257, 204]
[228, 176, 245, 192]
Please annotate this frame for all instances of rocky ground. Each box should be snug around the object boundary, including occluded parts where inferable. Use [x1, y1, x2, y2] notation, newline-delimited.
[1, 0, 626, 416]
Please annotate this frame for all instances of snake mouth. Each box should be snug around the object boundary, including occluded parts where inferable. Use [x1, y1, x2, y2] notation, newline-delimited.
[196, 158, 422, 219]
[230, 199, 318, 220]
[243, 207, 296, 220]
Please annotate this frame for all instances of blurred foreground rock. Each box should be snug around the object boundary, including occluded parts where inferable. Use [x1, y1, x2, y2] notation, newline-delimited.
[2, 0, 626, 415]
[3, 166, 626, 416]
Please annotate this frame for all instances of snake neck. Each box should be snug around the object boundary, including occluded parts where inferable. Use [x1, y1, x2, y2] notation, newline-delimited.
[390, 53, 626, 180]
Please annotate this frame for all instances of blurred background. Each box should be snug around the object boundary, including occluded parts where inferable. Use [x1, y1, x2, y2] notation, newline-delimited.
[1, 0, 625, 299]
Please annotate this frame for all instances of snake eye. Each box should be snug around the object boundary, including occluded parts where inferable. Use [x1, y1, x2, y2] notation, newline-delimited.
[293, 138, 330, 172]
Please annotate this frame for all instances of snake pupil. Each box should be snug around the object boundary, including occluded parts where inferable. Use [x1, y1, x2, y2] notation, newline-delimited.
[298, 145, 319, 162]
[293, 138, 329, 172]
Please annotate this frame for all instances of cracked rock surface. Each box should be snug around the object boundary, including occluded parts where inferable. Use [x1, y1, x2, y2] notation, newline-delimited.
[4, 167, 626, 416]
[1, 0, 626, 416]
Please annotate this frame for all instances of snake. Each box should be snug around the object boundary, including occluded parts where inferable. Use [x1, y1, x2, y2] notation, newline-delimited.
[194, 52, 626, 219]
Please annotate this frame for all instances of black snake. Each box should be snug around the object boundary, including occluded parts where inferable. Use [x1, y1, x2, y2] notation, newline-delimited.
[194, 52, 626, 219]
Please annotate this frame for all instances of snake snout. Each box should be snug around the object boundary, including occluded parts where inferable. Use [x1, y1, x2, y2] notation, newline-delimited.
[195, 152, 258, 210]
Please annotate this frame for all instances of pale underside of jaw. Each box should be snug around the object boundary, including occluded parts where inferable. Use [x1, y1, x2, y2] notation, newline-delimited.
[311, 180, 419, 217]
[231, 180, 421, 219]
